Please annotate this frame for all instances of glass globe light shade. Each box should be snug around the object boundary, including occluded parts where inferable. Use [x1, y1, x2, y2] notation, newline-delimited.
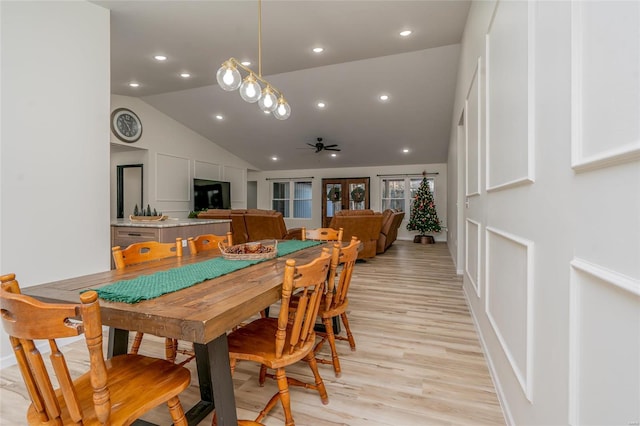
[258, 86, 278, 112]
[239, 74, 262, 103]
[216, 61, 241, 91]
[273, 97, 291, 120]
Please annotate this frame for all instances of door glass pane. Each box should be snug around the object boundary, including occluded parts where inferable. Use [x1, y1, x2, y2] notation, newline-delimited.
[349, 183, 366, 210]
[326, 183, 342, 217]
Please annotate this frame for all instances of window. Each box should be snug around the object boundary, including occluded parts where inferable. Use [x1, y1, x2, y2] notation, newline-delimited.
[272, 180, 312, 218]
[381, 177, 434, 216]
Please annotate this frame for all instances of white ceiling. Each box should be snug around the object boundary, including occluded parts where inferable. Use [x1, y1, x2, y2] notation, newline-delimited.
[94, 0, 470, 171]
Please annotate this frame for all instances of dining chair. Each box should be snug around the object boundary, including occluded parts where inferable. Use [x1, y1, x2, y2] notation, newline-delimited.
[111, 238, 183, 362]
[0, 273, 191, 426]
[301, 226, 343, 242]
[222, 247, 333, 426]
[313, 236, 361, 377]
[187, 231, 233, 255]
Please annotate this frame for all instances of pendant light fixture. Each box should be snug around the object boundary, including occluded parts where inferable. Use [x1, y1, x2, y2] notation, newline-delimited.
[216, 0, 291, 120]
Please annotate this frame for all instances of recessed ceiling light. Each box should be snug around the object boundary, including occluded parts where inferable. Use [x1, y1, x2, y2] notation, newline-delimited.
[264, 110, 271, 114]
[379, 94, 389, 101]
[215, 115, 223, 120]
[180, 72, 191, 78]
[312, 47, 324, 53]
[241, 61, 251, 66]
[402, 148, 410, 153]
[154, 55, 167, 61]
[271, 156, 278, 161]
[399, 30, 412, 37]
[317, 102, 326, 108]
[330, 153, 337, 157]
[128, 82, 140, 88]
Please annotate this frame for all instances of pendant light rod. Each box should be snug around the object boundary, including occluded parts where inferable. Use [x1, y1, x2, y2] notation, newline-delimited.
[215, 0, 291, 119]
[258, 0, 262, 77]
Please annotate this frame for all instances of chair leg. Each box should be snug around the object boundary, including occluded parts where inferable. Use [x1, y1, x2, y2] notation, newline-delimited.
[130, 331, 144, 354]
[340, 312, 356, 351]
[275, 367, 295, 426]
[166, 396, 187, 426]
[322, 317, 342, 377]
[176, 343, 196, 366]
[258, 364, 267, 386]
[305, 353, 329, 405]
[256, 389, 280, 425]
[165, 338, 177, 363]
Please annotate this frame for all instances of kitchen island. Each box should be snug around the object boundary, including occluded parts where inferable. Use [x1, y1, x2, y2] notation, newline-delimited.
[111, 217, 231, 256]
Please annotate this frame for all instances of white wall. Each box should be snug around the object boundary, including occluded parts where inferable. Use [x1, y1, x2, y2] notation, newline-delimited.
[447, 112, 464, 274]
[448, 1, 640, 424]
[0, 2, 110, 364]
[110, 95, 254, 219]
[249, 163, 447, 242]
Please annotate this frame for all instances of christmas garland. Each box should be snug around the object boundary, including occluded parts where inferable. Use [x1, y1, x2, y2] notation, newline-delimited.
[327, 187, 341, 202]
[350, 187, 365, 203]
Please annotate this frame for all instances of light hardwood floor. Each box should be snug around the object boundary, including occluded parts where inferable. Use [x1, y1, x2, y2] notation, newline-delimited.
[0, 241, 505, 425]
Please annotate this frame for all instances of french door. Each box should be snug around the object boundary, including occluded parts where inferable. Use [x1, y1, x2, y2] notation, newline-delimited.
[321, 177, 370, 227]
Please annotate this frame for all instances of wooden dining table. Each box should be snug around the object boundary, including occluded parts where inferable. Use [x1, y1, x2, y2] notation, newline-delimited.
[22, 241, 328, 426]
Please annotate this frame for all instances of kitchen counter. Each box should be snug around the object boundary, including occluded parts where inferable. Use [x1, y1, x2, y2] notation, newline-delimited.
[111, 218, 230, 228]
[110, 218, 232, 267]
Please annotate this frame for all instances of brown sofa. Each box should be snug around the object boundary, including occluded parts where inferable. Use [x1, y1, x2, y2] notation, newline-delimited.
[329, 210, 383, 259]
[377, 209, 405, 254]
[197, 209, 302, 244]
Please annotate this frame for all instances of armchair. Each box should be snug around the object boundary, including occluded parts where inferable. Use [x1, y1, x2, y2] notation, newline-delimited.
[377, 209, 406, 254]
[328, 210, 383, 259]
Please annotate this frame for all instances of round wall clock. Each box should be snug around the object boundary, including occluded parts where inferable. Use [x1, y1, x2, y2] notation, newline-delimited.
[111, 108, 143, 143]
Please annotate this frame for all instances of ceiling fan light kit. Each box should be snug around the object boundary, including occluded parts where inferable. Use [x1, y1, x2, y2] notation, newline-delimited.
[216, 0, 291, 120]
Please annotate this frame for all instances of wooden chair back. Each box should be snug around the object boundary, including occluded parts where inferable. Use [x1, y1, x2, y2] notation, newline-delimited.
[111, 238, 185, 361]
[326, 236, 360, 311]
[0, 273, 192, 425]
[112, 238, 183, 269]
[301, 227, 343, 242]
[0, 273, 111, 424]
[277, 248, 332, 358]
[187, 231, 233, 255]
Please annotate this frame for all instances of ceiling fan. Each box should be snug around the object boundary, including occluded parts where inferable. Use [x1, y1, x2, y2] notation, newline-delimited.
[307, 137, 341, 153]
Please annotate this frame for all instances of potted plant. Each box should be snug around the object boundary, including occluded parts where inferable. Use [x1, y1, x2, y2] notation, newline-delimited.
[130, 204, 166, 221]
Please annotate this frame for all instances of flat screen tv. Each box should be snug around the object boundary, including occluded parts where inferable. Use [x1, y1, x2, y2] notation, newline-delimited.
[193, 179, 231, 210]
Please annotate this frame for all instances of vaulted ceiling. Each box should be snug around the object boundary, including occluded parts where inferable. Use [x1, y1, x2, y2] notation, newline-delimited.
[95, 0, 470, 171]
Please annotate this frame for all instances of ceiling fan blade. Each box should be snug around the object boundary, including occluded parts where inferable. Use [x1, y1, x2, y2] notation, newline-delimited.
[324, 144, 338, 148]
[307, 143, 317, 148]
[325, 148, 341, 151]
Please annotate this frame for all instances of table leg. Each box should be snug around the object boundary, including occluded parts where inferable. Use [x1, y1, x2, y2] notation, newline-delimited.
[182, 343, 215, 425]
[193, 335, 238, 426]
[314, 316, 341, 334]
[107, 327, 129, 357]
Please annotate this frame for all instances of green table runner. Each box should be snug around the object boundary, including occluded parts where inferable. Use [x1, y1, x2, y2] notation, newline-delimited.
[92, 240, 322, 304]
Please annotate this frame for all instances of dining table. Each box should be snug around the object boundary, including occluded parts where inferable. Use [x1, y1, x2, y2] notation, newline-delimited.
[22, 240, 328, 426]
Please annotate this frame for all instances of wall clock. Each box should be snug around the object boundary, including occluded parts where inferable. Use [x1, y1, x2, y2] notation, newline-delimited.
[111, 108, 143, 143]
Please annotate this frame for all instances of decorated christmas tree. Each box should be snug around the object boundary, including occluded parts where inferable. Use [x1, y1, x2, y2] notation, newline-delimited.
[406, 176, 441, 236]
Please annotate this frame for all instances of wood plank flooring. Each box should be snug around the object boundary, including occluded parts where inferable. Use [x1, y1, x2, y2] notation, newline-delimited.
[0, 241, 505, 425]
